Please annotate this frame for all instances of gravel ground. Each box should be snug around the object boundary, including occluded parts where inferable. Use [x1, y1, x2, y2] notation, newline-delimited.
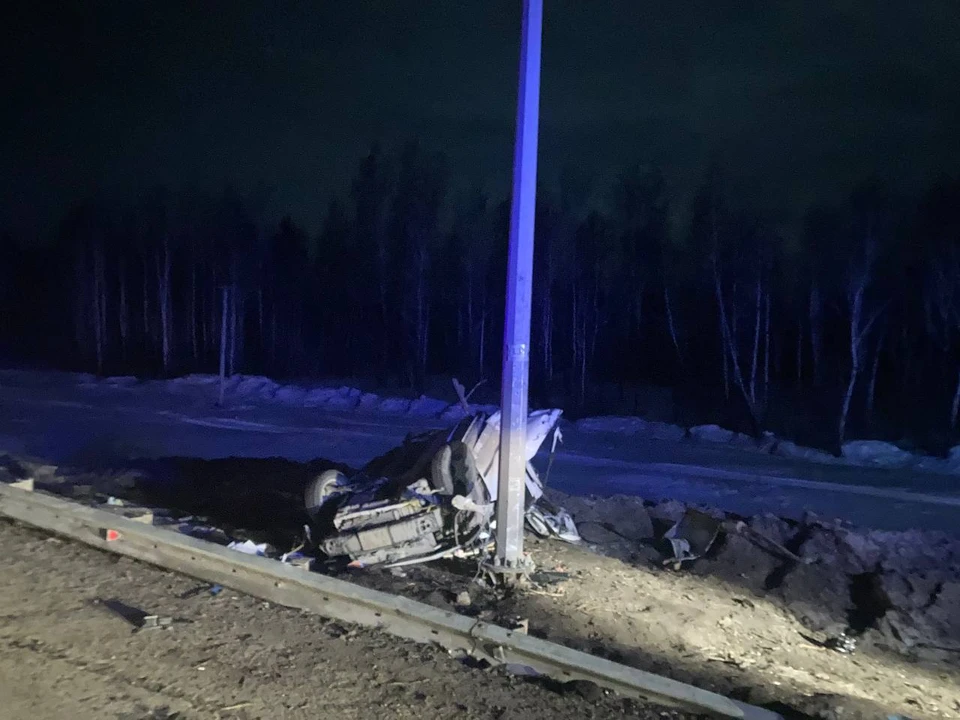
[0, 519, 699, 720]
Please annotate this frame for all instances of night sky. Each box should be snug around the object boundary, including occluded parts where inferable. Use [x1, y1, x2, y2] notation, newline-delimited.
[4, 1, 960, 237]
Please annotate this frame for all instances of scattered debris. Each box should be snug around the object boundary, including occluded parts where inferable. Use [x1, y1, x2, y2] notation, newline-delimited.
[139, 614, 174, 631]
[280, 551, 313, 570]
[530, 570, 570, 586]
[509, 617, 529, 635]
[504, 663, 541, 677]
[662, 508, 722, 569]
[227, 539, 268, 556]
[455, 591, 472, 607]
[8, 478, 35, 491]
[451, 377, 486, 414]
[822, 631, 858, 654]
[218, 702, 253, 713]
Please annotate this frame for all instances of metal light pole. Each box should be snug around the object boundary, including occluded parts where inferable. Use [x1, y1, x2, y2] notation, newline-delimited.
[494, 0, 543, 577]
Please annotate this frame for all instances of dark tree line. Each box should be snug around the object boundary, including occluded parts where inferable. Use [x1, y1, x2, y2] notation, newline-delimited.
[4, 140, 960, 453]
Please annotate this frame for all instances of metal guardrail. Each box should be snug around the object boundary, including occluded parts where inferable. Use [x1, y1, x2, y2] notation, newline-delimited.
[0, 481, 781, 720]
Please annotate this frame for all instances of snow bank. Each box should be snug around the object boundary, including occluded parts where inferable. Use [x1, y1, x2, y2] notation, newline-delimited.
[303, 388, 338, 407]
[574, 416, 686, 441]
[170, 374, 219, 387]
[233, 376, 281, 400]
[774, 440, 840, 465]
[325, 387, 362, 409]
[408, 395, 450, 416]
[841, 440, 917, 468]
[74, 371, 960, 478]
[377, 397, 412, 414]
[358, 393, 381, 410]
[274, 385, 307, 404]
[103, 375, 139, 387]
[688, 424, 736, 443]
[576, 416, 648, 435]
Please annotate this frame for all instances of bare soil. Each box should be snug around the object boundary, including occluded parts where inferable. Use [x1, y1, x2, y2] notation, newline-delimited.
[5, 453, 960, 719]
[0, 519, 694, 720]
[359, 536, 960, 720]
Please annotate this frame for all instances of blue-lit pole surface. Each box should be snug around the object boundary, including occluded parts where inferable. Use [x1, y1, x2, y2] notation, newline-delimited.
[496, 0, 543, 570]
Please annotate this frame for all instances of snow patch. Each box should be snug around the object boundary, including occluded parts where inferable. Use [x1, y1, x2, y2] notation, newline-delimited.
[440, 405, 469, 421]
[303, 388, 339, 407]
[57, 370, 960, 481]
[325, 387, 361, 409]
[377, 397, 412, 414]
[575, 416, 686, 441]
[358, 393, 381, 410]
[233, 376, 281, 400]
[774, 440, 839, 464]
[841, 440, 916, 468]
[170, 374, 219, 387]
[689, 424, 736, 443]
[274, 385, 308, 404]
[408, 395, 450, 417]
[103, 375, 139, 387]
[576, 416, 648, 435]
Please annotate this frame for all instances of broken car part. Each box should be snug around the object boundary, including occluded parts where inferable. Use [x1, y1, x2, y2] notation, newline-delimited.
[304, 410, 579, 568]
[662, 508, 723, 569]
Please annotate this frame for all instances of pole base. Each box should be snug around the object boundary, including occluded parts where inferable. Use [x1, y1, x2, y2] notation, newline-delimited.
[481, 553, 536, 588]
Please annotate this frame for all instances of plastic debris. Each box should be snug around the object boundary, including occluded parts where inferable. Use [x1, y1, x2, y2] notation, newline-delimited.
[280, 550, 313, 570]
[504, 663, 541, 677]
[227, 539, 268, 556]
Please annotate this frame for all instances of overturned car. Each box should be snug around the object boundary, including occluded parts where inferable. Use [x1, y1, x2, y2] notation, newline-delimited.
[304, 409, 579, 567]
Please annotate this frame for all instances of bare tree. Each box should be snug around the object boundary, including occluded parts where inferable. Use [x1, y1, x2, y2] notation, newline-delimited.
[866, 323, 886, 426]
[838, 236, 884, 448]
[156, 234, 172, 374]
[928, 248, 960, 429]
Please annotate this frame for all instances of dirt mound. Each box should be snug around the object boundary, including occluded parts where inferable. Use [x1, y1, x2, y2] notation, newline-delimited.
[549, 486, 960, 661]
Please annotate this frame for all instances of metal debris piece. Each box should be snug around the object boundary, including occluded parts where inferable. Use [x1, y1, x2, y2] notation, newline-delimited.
[662, 508, 723, 568]
[139, 614, 174, 631]
[823, 631, 858, 654]
[510, 617, 530, 634]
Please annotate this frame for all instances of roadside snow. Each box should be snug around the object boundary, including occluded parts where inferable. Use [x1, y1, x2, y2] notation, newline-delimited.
[3, 368, 960, 533]
[689, 424, 737, 444]
[841, 440, 917, 468]
[574, 416, 686, 441]
[52, 371, 960, 479]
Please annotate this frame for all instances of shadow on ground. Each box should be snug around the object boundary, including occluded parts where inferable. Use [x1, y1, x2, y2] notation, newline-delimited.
[125, 456, 355, 549]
